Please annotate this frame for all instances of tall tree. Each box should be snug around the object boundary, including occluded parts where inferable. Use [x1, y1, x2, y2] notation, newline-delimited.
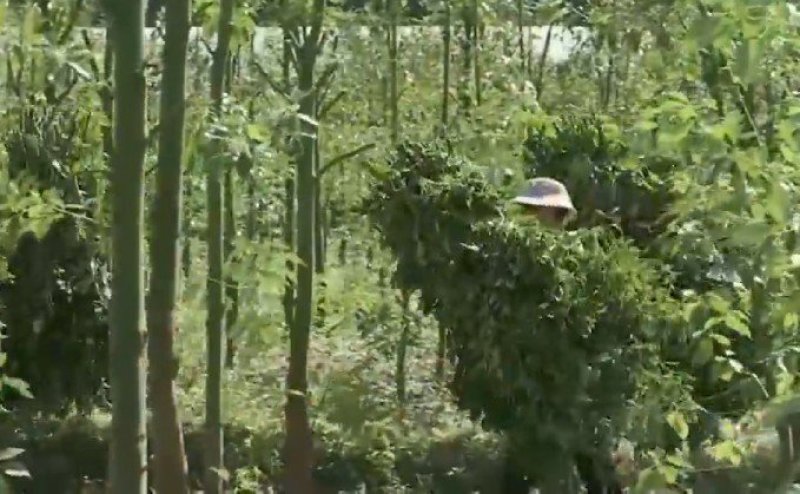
[436, 0, 451, 381]
[387, 0, 399, 143]
[107, 0, 148, 491]
[285, 0, 325, 490]
[205, 0, 235, 490]
[146, 0, 192, 490]
[440, 0, 451, 132]
[223, 54, 240, 369]
[473, 0, 482, 106]
[282, 28, 296, 335]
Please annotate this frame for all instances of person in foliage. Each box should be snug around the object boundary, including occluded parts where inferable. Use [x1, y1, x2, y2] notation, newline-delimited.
[512, 177, 577, 228]
[510, 177, 629, 494]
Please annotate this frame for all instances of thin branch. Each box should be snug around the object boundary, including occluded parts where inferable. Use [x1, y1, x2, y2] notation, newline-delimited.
[314, 61, 338, 101]
[318, 143, 376, 178]
[252, 60, 292, 101]
[283, 26, 302, 73]
[308, 0, 326, 51]
[81, 29, 103, 81]
[318, 90, 345, 119]
[199, 37, 214, 57]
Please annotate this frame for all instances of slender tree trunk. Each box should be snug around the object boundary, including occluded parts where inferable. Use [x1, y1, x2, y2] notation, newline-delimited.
[146, 0, 191, 491]
[223, 36, 240, 369]
[108, 0, 148, 491]
[473, 0, 482, 107]
[205, 0, 235, 491]
[458, 4, 474, 115]
[282, 29, 296, 333]
[102, 26, 114, 161]
[182, 191, 192, 280]
[603, 54, 614, 109]
[388, 0, 399, 143]
[224, 168, 239, 368]
[516, 0, 525, 76]
[437, 0, 451, 375]
[313, 136, 325, 274]
[395, 290, 411, 403]
[435, 325, 446, 380]
[285, 2, 325, 488]
[440, 0, 451, 132]
[534, 25, 552, 102]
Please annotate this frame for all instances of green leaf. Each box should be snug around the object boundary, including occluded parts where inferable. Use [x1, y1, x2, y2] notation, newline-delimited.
[709, 440, 743, 466]
[765, 182, 790, 224]
[709, 333, 731, 347]
[633, 467, 669, 493]
[724, 313, 751, 338]
[706, 293, 730, 314]
[2, 377, 32, 399]
[689, 14, 724, 46]
[667, 411, 689, 440]
[245, 124, 267, 143]
[726, 221, 772, 247]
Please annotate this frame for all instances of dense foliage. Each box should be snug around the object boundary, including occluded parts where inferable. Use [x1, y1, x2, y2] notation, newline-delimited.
[365, 141, 683, 484]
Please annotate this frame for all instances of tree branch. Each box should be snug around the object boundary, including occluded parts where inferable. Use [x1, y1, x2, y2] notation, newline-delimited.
[309, 0, 326, 51]
[318, 90, 345, 120]
[314, 61, 338, 101]
[252, 60, 292, 102]
[318, 143, 376, 178]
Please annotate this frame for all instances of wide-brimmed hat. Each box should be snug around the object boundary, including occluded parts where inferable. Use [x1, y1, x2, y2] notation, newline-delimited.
[512, 177, 577, 218]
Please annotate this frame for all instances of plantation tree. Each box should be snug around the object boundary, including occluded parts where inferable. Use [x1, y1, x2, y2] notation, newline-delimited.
[145, 0, 191, 489]
[284, 0, 325, 489]
[205, 0, 235, 490]
[434, 0, 451, 382]
[107, 0, 148, 491]
[282, 28, 296, 334]
[440, 0, 451, 133]
[387, 0, 398, 143]
[223, 51, 240, 369]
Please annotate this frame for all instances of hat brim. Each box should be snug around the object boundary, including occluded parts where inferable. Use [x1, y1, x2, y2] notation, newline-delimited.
[512, 196, 576, 212]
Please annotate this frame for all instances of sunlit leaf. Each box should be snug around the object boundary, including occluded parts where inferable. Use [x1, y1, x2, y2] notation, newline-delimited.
[667, 411, 689, 440]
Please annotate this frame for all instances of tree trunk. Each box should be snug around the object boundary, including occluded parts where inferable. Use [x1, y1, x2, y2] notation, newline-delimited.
[435, 325, 446, 380]
[395, 290, 411, 403]
[313, 136, 325, 274]
[107, 0, 148, 491]
[285, 2, 325, 487]
[101, 26, 114, 161]
[282, 29, 296, 333]
[472, 0, 481, 107]
[516, 0, 525, 76]
[436, 0, 451, 377]
[458, 3, 474, 114]
[440, 0, 451, 132]
[224, 168, 239, 368]
[146, 0, 192, 491]
[205, 0, 235, 490]
[388, 0, 399, 143]
[223, 32, 240, 370]
[534, 25, 552, 102]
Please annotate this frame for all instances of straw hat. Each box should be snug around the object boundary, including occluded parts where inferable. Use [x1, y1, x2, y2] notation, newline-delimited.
[512, 177, 577, 219]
